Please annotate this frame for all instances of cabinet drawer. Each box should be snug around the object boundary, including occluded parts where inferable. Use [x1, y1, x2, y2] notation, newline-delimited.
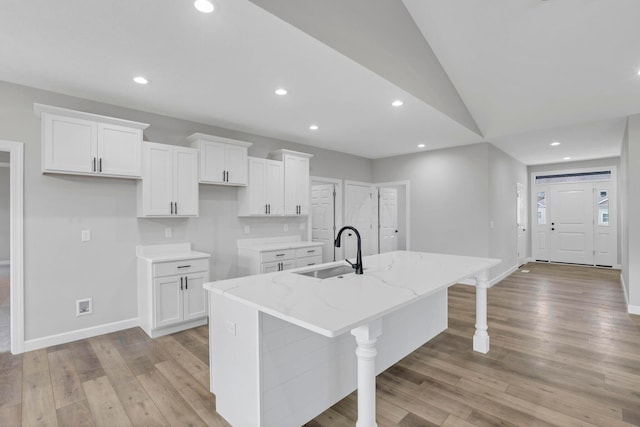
[260, 249, 295, 263]
[295, 246, 322, 259]
[296, 255, 323, 268]
[153, 258, 209, 277]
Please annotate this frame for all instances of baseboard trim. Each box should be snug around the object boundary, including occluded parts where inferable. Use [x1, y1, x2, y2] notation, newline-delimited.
[458, 264, 519, 288]
[629, 305, 640, 315]
[23, 317, 140, 352]
[614, 264, 622, 270]
[618, 274, 640, 315]
[0, 260, 9, 266]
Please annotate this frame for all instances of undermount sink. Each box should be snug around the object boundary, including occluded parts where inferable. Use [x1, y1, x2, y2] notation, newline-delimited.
[295, 264, 357, 279]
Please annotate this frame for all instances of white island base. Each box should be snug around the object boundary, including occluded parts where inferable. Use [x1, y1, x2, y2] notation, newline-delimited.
[206, 251, 498, 427]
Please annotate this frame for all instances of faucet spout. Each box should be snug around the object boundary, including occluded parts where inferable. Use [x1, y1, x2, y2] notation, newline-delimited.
[334, 226, 364, 274]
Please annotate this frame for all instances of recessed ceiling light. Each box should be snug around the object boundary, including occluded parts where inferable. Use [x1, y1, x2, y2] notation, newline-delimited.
[133, 76, 149, 85]
[563, 156, 572, 160]
[275, 88, 287, 96]
[194, 0, 215, 13]
[309, 125, 319, 131]
[550, 141, 560, 146]
[417, 144, 425, 148]
[392, 100, 403, 107]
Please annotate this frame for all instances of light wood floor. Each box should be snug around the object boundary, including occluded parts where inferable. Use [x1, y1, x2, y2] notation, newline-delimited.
[1, 262, 639, 426]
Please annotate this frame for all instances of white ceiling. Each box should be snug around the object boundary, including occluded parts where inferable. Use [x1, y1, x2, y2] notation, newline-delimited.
[1, 0, 639, 164]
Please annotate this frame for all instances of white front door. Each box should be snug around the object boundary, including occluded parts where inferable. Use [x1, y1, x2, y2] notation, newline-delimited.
[549, 182, 594, 265]
[379, 187, 398, 253]
[311, 184, 335, 262]
[594, 186, 616, 266]
[345, 182, 377, 259]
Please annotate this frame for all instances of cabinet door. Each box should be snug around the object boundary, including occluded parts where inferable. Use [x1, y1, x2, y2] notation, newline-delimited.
[199, 140, 226, 183]
[142, 142, 173, 216]
[261, 260, 295, 273]
[154, 276, 183, 328]
[266, 159, 284, 215]
[296, 156, 310, 215]
[43, 113, 97, 174]
[225, 145, 248, 185]
[281, 260, 296, 271]
[174, 147, 199, 216]
[247, 157, 268, 215]
[97, 123, 142, 177]
[183, 272, 207, 321]
[283, 155, 309, 215]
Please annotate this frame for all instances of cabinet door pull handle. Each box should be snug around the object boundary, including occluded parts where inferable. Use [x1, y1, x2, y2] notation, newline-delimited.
[170, 202, 174, 215]
[307, 250, 315, 253]
[177, 265, 191, 269]
[223, 170, 226, 182]
[92, 157, 96, 172]
[185, 276, 188, 290]
[175, 202, 178, 215]
[308, 263, 316, 266]
[268, 204, 271, 214]
[99, 158, 102, 172]
[265, 204, 268, 214]
[275, 253, 285, 257]
[180, 277, 183, 290]
[225, 171, 229, 182]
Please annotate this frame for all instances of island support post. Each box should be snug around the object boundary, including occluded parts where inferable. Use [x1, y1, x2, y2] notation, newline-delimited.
[473, 270, 490, 353]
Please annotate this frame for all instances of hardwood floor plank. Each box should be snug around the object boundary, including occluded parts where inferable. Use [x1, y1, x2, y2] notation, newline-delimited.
[89, 335, 149, 406]
[155, 359, 229, 426]
[22, 349, 58, 427]
[156, 335, 209, 389]
[82, 376, 131, 427]
[0, 403, 21, 426]
[48, 349, 85, 409]
[123, 398, 170, 427]
[55, 400, 95, 427]
[66, 340, 104, 384]
[136, 368, 206, 427]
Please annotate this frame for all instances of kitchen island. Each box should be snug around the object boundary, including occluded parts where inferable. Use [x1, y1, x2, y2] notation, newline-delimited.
[204, 250, 500, 427]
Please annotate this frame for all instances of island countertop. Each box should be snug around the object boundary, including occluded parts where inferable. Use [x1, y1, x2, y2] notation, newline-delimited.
[205, 250, 500, 338]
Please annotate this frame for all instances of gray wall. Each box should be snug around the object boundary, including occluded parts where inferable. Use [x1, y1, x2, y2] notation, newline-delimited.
[620, 121, 629, 298]
[0, 81, 373, 342]
[0, 163, 9, 262]
[625, 114, 640, 308]
[372, 143, 527, 280]
[488, 145, 527, 276]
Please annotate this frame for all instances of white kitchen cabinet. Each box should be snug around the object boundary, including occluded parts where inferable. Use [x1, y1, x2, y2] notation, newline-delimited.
[137, 141, 199, 217]
[269, 149, 313, 216]
[35, 104, 148, 178]
[187, 133, 252, 185]
[237, 237, 323, 276]
[238, 157, 284, 216]
[137, 244, 210, 338]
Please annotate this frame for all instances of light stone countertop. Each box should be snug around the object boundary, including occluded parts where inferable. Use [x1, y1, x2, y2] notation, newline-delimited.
[239, 241, 323, 252]
[136, 243, 210, 263]
[205, 250, 500, 337]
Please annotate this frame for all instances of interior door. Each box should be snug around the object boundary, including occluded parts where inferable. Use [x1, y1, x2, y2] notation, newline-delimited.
[378, 187, 398, 253]
[344, 183, 377, 259]
[549, 182, 594, 264]
[311, 184, 335, 262]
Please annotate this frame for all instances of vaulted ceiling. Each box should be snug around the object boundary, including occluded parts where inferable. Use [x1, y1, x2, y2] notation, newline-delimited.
[1, 0, 638, 164]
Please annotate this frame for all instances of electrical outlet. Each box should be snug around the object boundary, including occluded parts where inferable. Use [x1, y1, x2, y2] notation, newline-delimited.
[224, 320, 237, 336]
[76, 298, 92, 316]
[81, 229, 91, 242]
[284, 224, 289, 232]
[165, 227, 172, 238]
[244, 225, 250, 234]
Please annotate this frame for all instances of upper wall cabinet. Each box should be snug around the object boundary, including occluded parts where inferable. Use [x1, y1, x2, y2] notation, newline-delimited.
[238, 157, 284, 216]
[34, 104, 149, 179]
[137, 142, 199, 218]
[269, 150, 313, 216]
[187, 133, 252, 186]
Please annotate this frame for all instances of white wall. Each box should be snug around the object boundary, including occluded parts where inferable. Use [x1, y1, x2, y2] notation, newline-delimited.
[0, 81, 373, 343]
[0, 157, 9, 262]
[488, 145, 527, 277]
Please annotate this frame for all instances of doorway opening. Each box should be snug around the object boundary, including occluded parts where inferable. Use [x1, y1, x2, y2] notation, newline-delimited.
[531, 168, 617, 267]
[0, 153, 9, 352]
[0, 140, 24, 355]
[376, 181, 410, 254]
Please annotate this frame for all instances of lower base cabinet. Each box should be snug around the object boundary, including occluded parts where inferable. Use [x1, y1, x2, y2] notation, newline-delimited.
[137, 245, 210, 338]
